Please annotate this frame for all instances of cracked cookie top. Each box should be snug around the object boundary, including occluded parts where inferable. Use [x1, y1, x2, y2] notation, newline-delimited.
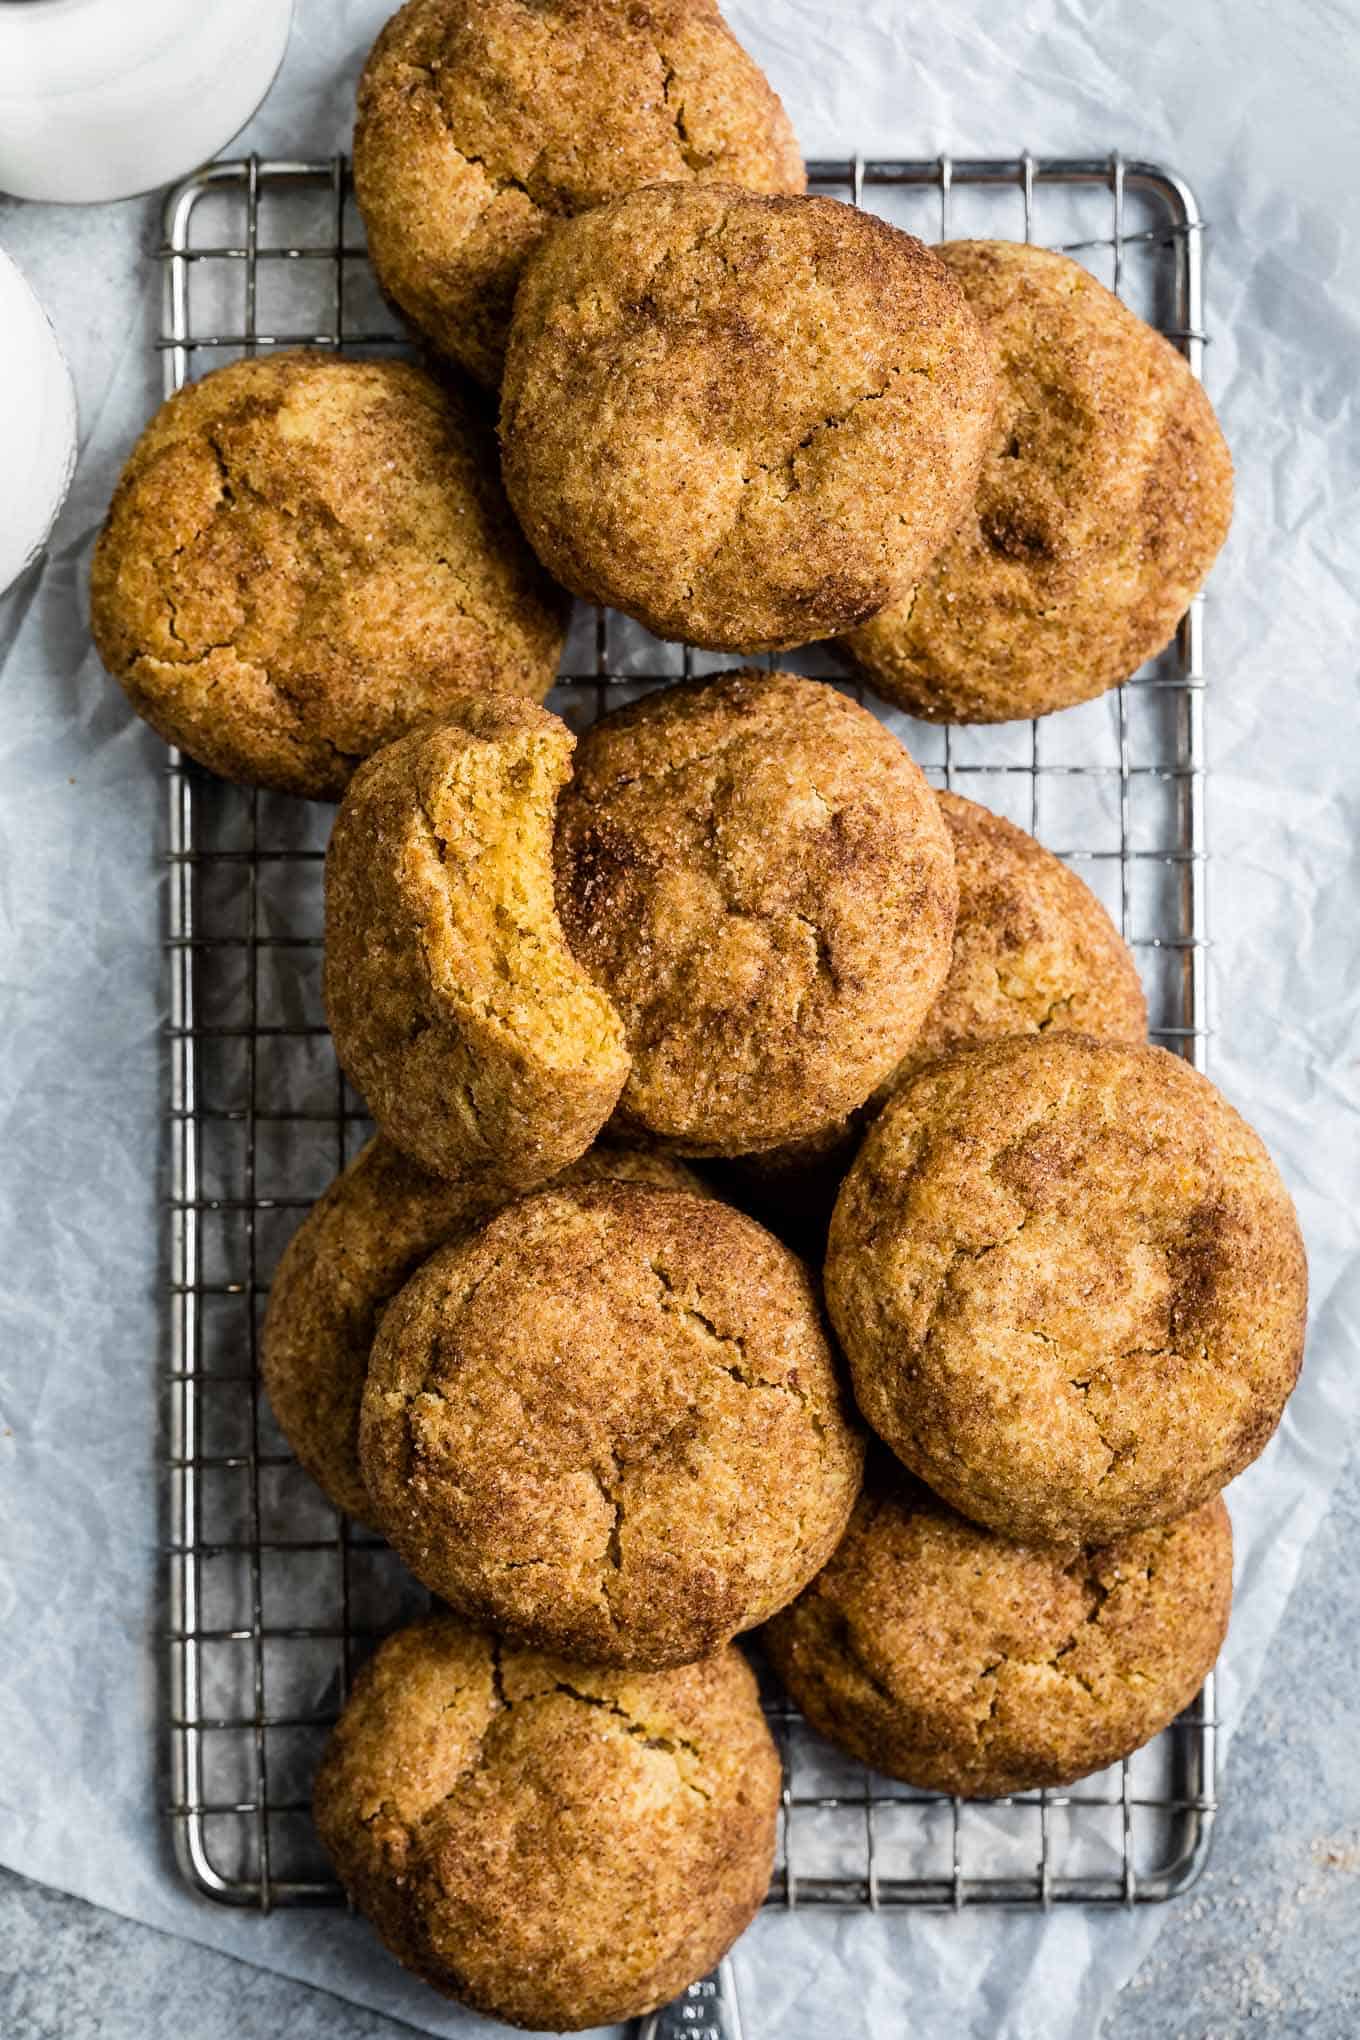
[844, 240, 1234, 723]
[261, 1134, 710, 1527]
[90, 351, 567, 798]
[358, 1179, 865, 1666]
[554, 670, 959, 1154]
[763, 1466, 1232, 1797]
[500, 185, 996, 650]
[825, 1033, 1306, 1545]
[323, 700, 629, 1184]
[353, 0, 804, 388]
[314, 1610, 779, 2026]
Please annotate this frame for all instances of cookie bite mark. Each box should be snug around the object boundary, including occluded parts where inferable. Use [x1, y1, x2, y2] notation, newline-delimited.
[324, 699, 629, 1186]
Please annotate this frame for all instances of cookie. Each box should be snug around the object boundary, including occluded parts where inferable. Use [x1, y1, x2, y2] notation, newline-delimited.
[314, 1612, 779, 2028]
[903, 790, 1148, 1070]
[354, 0, 804, 387]
[825, 1034, 1306, 1545]
[555, 670, 958, 1154]
[90, 352, 566, 797]
[764, 1469, 1232, 1797]
[500, 186, 996, 650]
[734, 787, 1148, 1215]
[260, 1137, 708, 1526]
[360, 1180, 865, 1665]
[844, 241, 1233, 722]
[323, 699, 629, 1184]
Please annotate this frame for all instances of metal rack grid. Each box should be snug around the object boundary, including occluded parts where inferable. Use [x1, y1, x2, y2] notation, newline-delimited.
[164, 154, 1217, 1925]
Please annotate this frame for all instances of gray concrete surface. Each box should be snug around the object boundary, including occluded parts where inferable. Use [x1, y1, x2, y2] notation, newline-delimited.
[4, 1444, 1357, 2039]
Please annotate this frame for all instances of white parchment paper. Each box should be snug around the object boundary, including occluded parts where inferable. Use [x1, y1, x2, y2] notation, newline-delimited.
[1, 3, 1358, 2035]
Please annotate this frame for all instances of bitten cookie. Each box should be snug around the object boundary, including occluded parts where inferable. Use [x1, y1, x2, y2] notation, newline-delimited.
[764, 1468, 1232, 1797]
[314, 1612, 780, 2029]
[260, 1137, 708, 1526]
[90, 352, 566, 797]
[844, 241, 1233, 722]
[733, 787, 1148, 1216]
[501, 186, 996, 650]
[354, 0, 804, 387]
[555, 671, 958, 1154]
[825, 1034, 1306, 1545]
[360, 1180, 864, 1666]
[323, 699, 629, 1184]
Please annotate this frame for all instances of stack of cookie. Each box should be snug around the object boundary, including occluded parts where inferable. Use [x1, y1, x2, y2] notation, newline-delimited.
[87, 0, 1301, 2027]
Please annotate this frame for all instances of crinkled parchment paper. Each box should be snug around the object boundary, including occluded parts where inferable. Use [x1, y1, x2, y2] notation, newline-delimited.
[1, 2, 1357, 2034]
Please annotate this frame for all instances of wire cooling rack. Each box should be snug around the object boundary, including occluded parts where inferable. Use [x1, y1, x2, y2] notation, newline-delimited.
[163, 155, 1217, 1937]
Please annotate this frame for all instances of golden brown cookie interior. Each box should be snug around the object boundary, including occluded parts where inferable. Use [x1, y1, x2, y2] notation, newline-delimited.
[323, 699, 629, 1184]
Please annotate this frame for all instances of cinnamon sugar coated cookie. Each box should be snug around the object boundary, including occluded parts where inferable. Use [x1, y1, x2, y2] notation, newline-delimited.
[825, 1034, 1306, 1545]
[735, 788, 1148, 1213]
[844, 241, 1233, 722]
[764, 1471, 1232, 1797]
[555, 671, 958, 1154]
[314, 1612, 779, 2028]
[500, 186, 996, 649]
[90, 352, 566, 797]
[902, 791, 1148, 1071]
[323, 700, 629, 1184]
[359, 1180, 864, 1666]
[354, 0, 804, 387]
[260, 1138, 708, 1525]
